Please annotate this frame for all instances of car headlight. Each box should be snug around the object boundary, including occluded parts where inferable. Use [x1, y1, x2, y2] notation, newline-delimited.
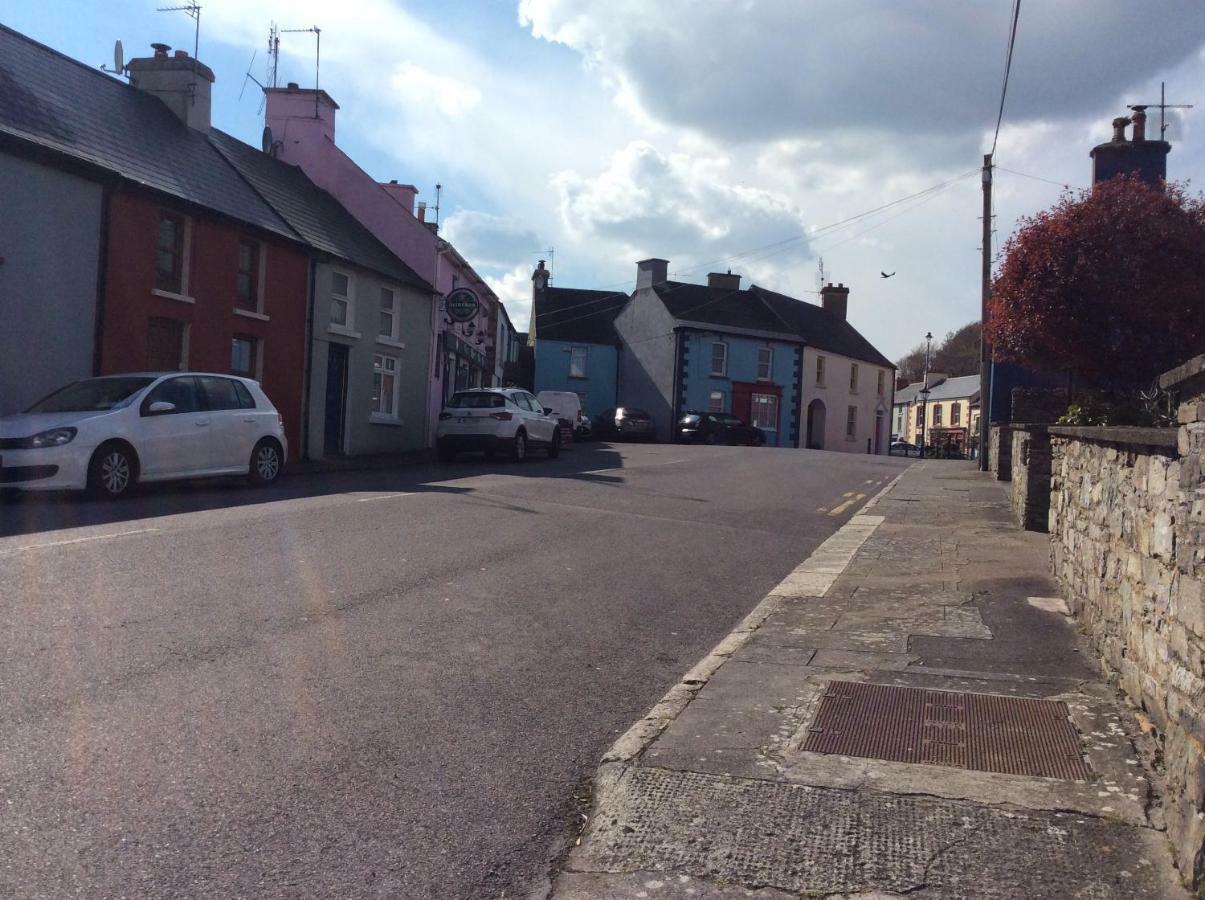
[27, 427, 77, 448]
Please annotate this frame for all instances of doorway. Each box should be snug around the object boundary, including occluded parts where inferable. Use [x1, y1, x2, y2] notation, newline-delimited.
[324, 343, 349, 456]
[806, 399, 826, 449]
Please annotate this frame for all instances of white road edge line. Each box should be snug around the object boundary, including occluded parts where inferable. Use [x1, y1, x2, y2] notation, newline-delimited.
[355, 493, 416, 502]
[0, 527, 161, 556]
[601, 466, 909, 766]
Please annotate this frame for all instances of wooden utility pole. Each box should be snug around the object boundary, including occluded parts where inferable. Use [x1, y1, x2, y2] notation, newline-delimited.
[978, 153, 993, 471]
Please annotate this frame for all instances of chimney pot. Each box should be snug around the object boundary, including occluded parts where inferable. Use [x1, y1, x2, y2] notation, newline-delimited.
[1111, 116, 1130, 143]
[173, 49, 188, 58]
[151, 42, 170, 57]
[417, 201, 427, 222]
[287, 81, 299, 90]
[1132, 106, 1147, 142]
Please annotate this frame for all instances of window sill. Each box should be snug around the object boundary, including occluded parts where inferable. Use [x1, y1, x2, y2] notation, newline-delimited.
[370, 415, 404, 426]
[709, 373, 729, 380]
[152, 288, 195, 304]
[328, 325, 361, 339]
[815, 382, 826, 389]
[376, 337, 406, 350]
[234, 308, 270, 321]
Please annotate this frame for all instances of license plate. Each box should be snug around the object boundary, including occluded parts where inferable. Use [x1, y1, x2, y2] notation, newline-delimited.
[459, 417, 471, 424]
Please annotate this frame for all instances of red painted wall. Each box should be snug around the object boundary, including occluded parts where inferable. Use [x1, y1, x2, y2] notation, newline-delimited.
[100, 189, 309, 459]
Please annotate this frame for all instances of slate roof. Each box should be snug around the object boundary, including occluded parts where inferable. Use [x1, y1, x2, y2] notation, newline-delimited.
[895, 374, 979, 403]
[751, 286, 894, 368]
[209, 130, 431, 291]
[894, 383, 921, 405]
[0, 25, 293, 239]
[534, 287, 628, 344]
[653, 281, 798, 338]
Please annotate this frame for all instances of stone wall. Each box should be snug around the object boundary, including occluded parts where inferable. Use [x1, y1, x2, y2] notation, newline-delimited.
[1009, 425, 1050, 531]
[1048, 423, 1204, 887]
[989, 424, 1012, 481]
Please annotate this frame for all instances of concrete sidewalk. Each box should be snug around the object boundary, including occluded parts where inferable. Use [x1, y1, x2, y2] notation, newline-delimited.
[552, 463, 1191, 899]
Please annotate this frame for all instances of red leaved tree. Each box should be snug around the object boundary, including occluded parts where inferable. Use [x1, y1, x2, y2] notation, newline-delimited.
[987, 176, 1205, 389]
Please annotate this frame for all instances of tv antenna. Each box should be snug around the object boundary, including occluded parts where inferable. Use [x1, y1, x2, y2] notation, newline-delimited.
[433, 183, 442, 227]
[1129, 83, 1193, 138]
[156, 1, 201, 61]
[816, 256, 827, 291]
[238, 50, 267, 112]
[533, 248, 555, 283]
[280, 25, 322, 118]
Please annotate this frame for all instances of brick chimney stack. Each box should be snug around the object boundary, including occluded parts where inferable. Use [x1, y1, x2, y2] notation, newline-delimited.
[127, 42, 214, 132]
[707, 270, 741, 291]
[820, 282, 849, 321]
[636, 258, 669, 290]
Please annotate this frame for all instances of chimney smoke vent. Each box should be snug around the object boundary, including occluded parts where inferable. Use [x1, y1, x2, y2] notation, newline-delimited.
[1131, 106, 1147, 142]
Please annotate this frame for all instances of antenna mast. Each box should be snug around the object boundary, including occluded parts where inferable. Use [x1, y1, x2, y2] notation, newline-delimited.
[267, 23, 281, 88]
[156, 1, 201, 60]
[1129, 83, 1193, 138]
[433, 183, 442, 228]
[281, 26, 322, 118]
[534, 249, 555, 283]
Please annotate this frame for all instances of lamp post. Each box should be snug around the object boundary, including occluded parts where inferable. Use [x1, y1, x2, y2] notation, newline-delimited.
[919, 331, 933, 459]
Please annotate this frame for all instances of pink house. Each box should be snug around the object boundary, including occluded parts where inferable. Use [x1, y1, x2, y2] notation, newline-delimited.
[263, 84, 502, 445]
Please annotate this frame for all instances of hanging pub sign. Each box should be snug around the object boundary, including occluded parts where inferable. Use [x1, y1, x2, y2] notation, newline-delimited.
[445, 287, 480, 323]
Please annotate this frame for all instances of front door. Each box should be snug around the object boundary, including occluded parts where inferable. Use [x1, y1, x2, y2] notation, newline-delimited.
[325, 343, 349, 456]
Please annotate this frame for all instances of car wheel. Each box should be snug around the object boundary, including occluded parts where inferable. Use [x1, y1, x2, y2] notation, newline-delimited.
[512, 430, 527, 462]
[548, 428, 562, 459]
[752, 433, 765, 447]
[704, 433, 721, 446]
[87, 442, 137, 500]
[248, 438, 283, 486]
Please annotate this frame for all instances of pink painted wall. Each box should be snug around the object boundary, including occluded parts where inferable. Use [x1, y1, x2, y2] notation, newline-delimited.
[266, 86, 501, 445]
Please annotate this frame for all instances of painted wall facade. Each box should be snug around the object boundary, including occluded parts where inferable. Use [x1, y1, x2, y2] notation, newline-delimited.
[0, 152, 102, 415]
[801, 347, 892, 454]
[533, 340, 619, 421]
[612, 286, 681, 441]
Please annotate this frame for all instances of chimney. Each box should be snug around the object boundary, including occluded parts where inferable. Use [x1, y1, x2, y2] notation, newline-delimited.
[127, 42, 215, 132]
[380, 180, 419, 215]
[820, 282, 849, 320]
[1131, 106, 1147, 142]
[636, 258, 669, 290]
[417, 201, 427, 222]
[1111, 116, 1130, 143]
[264, 83, 340, 152]
[532, 260, 551, 291]
[707, 270, 741, 291]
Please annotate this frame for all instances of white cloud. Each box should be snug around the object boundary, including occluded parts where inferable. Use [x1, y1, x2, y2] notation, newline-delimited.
[441, 212, 543, 270]
[390, 62, 481, 117]
[486, 265, 536, 331]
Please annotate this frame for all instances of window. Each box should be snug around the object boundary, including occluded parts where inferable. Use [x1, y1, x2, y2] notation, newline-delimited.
[233, 381, 256, 409]
[146, 317, 186, 370]
[711, 341, 728, 376]
[815, 355, 826, 386]
[142, 376, 203, 416]
[846, 405, 857, 439]
[877, 370, 885, 396]
[951, 402, 961, 425]
[933, 404, 943, 426]
[198, 375, 242, 411]
[236, 239, 260, 311]
[708, 390, 724, 412]
[156, 212, 185, 294]
[757, 347, 773, 381]
[372, 354, 399, 418]
[849, 363, 859, 392]
[751, 393, 779, 430]
[569, 346, 588, 378]
[330, 271, 353, 330]
[379, 287, 397, 339]
[915, 406, 923, 427]
[231, 335, 258, 378]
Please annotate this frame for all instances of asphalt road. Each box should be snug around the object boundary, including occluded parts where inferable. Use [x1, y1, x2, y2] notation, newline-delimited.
[0, 442, 908, 898]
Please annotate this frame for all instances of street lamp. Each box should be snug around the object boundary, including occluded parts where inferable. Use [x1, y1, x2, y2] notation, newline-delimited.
[919, 331, 933, 459]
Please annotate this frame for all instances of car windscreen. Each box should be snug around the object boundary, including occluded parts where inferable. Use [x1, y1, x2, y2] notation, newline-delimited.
[717, 415, 744, 426]
[26, 377, 155, 413]
[619, 408, 650, 418]
[448, 392, 504, 409]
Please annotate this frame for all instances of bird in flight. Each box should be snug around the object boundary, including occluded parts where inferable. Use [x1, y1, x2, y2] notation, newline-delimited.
[881, 271, 896, 278]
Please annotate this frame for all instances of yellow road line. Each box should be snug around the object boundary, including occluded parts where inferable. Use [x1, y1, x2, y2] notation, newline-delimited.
[828, 493, 867, 516]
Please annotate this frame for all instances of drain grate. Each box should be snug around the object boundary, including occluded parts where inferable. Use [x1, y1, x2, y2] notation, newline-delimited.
[802, 681, 1092, 781]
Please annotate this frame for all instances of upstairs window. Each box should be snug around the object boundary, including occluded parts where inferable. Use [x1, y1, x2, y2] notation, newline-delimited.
[951, 402, 961, 425]
[711, 341, 728, 376]
[331, 271, 353, 330]
[915, 406, 923, 426]
[877, 370, 885, 396]
[236, 239, 261, 311]
[933, 404, 943, 426]
[156, 212, 186, 294]
[816, 355, 826, 385]
[570, 346, 588, 378]
[849, 363, 859, 392]
[757, 347, 773, 381]
[380, 287, 398, 340]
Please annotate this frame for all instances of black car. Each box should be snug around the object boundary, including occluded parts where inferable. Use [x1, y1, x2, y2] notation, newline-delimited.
[594, 407, 656, 441]
[679, 412, 766, 446]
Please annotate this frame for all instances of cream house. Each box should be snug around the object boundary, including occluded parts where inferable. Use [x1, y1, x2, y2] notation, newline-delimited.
[894, 373, 979, 451]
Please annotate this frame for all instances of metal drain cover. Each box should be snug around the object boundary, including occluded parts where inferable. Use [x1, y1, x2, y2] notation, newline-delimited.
[803, 681, 1092, 781]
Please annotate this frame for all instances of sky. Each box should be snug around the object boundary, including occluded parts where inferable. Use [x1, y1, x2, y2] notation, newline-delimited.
[6, 1, 1205, 361]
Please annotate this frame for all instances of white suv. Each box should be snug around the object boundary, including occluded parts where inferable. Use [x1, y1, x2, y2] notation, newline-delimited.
[436, 389, 561, 463]
[0, 373, 288, 499]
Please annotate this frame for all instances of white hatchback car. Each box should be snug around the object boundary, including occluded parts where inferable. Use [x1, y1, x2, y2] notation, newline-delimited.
[0, 373, 288, 499]
[436, 388, 560, 463]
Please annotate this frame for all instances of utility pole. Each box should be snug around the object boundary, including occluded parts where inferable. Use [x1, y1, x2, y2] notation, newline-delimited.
[919, 331, 933, 460]
[978, 153, 993, 471]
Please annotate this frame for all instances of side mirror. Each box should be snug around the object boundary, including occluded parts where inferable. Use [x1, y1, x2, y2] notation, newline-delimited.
[148, 400, 176, 414]
[543, 407, 554, 416]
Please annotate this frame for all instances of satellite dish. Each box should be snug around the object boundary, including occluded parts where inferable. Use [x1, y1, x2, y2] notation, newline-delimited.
[114, 40, 124, 73]
[261, 125, 274, 155]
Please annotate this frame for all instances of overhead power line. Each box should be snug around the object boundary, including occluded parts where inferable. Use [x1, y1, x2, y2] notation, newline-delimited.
[990, 0, 1022, 157]
[995, 165, 1081, 191]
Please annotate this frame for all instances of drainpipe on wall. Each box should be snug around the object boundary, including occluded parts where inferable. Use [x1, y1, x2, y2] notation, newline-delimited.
[91, 183, 112, 376]
[300, 256, 317, 460]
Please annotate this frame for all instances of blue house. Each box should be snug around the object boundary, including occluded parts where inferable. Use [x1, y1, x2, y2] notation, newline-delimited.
[529, 261, 629, 420]
[613, 260, 805, 446]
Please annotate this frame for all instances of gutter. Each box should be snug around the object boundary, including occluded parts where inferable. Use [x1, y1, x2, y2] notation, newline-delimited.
[91, 181, 112, 376]
[301, 255, 317, 460]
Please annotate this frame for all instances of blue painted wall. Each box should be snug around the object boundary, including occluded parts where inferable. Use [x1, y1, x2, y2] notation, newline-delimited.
[678, 330, 801, 447]
[533, 339, 619, 419]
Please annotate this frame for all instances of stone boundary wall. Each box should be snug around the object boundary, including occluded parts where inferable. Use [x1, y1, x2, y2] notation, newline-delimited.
[989, 424, 1012, 481]
[1048, 423, 1203, 886]
[1009, 425, 1050, 531]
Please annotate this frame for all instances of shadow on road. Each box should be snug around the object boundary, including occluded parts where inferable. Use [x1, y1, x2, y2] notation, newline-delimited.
[0, 443, 629, 540]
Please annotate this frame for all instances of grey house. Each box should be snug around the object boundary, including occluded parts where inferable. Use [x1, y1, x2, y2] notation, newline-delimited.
[211, 132, 434, 459]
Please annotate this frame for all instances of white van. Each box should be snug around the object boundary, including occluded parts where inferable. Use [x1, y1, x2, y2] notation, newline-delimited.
[536, 391, 587, 436]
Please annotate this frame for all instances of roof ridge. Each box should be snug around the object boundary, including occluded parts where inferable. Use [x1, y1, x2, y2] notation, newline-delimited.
[206, 129, 310, 249]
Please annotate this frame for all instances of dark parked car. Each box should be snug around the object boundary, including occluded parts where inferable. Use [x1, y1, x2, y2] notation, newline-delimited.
[889, 441, 922, 457]
[678, 412, 765, 446]
[594, 407, 656, 442]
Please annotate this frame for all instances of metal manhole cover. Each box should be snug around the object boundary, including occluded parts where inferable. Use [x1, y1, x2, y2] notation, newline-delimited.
[802, 681, 1092, 781]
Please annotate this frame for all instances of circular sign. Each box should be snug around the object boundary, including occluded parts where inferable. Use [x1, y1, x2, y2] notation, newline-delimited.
[445, 288, 480, 323]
